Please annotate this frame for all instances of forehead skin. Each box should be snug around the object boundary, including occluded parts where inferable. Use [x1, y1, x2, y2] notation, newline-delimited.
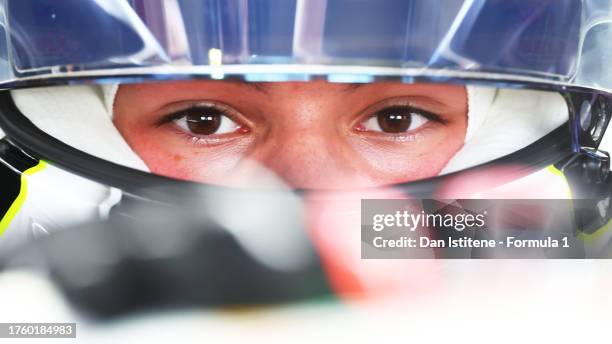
[113, 80, 467, 188]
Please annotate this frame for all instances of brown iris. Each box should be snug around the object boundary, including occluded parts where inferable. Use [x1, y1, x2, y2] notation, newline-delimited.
[376, 111, 412, 133]
[185, 109, 222, 135]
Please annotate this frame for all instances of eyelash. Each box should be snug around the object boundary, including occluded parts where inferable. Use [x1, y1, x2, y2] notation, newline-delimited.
[356, 105, 446, 134]
[375, 105, 445, 123]
[157, 103, 446, 144]
[156, 105, 234, 126]
[155, 104, 248, 146]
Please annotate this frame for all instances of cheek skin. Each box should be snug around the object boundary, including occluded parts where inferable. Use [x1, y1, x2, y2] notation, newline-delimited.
[137, 143, 248, 182]
[115, 124, 253, 182]
[116, 123, 465, 187]
[349, 126, 466, 185]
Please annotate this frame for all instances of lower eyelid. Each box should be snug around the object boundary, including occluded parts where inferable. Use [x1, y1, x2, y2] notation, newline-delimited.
[372, 131, 425, 142]
[170, 127, 236, 146]
[352, 122, 435, 142]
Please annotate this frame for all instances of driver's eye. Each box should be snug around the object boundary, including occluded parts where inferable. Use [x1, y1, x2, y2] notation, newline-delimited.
[172, 107, 241, 136]
[359, 106, 431, 134]
[376, 113, 413, 133]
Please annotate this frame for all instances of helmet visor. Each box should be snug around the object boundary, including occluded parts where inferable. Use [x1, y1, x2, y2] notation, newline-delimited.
[1, 0, 610, 90]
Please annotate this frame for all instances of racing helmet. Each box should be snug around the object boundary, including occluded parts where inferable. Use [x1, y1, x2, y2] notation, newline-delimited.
[0, 1, 611, 264]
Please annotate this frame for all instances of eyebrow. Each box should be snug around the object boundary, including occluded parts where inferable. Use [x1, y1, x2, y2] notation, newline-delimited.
[231, 81, 367, 94]
[245, 82, 270, 94]
[228, 81, 270, 94]
[341, 83, 366, 93]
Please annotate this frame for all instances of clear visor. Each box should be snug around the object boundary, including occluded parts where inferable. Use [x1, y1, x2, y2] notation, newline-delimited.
[1, 0, 611, 90]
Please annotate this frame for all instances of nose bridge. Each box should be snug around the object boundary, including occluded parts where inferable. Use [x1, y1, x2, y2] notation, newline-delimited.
[251, 126, 345, 188]
[242, 84, 365, 188]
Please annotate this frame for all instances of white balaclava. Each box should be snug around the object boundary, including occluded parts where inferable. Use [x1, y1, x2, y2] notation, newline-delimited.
[9, 83, 568, 179]
[442, 86, 568, 173]
[11, 85, 149, 172]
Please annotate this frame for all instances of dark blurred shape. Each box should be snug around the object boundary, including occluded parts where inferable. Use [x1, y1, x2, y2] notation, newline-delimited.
[1, 187, 332, 319]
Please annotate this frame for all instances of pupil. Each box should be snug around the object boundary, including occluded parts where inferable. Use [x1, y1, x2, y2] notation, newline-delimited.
[186, 111, 222, 135]
[377, 112, 411, 133]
